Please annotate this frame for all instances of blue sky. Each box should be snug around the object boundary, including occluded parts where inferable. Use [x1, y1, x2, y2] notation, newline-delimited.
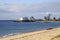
[0, 0, 60, 4]
[0, 0, 60, 3]
[0, 0, 60, 20]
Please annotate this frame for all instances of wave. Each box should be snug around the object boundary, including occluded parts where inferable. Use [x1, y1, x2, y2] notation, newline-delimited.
[2, 33, 20, 38]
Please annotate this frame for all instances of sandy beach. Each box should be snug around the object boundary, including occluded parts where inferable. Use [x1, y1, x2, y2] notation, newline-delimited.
[0, 27, 60, 40]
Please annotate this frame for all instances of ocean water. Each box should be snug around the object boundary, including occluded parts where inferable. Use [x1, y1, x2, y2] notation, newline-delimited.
[0, 20, 60, 37]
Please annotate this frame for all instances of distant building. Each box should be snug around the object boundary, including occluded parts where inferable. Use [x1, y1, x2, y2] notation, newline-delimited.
[20, 17, 29, 20]
[17, 17, 30, 22]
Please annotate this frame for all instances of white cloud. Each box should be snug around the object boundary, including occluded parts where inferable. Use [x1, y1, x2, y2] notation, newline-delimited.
[0, 2, 60, 12]
[0, 2, 60, 20]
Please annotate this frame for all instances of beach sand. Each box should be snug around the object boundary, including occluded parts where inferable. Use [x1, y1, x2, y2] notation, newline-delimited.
[0, 27, 60, 40]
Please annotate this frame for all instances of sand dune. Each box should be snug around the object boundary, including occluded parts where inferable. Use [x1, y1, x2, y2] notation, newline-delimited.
[0, 27, 60, 40]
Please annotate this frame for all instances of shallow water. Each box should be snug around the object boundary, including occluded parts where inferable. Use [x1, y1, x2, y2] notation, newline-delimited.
[0, 20, 60, 37]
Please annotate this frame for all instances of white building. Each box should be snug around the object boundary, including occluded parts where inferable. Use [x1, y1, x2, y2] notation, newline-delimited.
[17, 17, 36, 22]
[20, 17, 29, 20]
[17, 17, 29, 22]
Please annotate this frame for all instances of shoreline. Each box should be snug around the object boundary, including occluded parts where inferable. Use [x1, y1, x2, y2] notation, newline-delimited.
[0, 20, 60, 22]
[0, 27, 60, 40]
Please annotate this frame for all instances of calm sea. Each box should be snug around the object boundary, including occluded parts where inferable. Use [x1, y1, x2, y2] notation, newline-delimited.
[0, 20, 60, 37]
